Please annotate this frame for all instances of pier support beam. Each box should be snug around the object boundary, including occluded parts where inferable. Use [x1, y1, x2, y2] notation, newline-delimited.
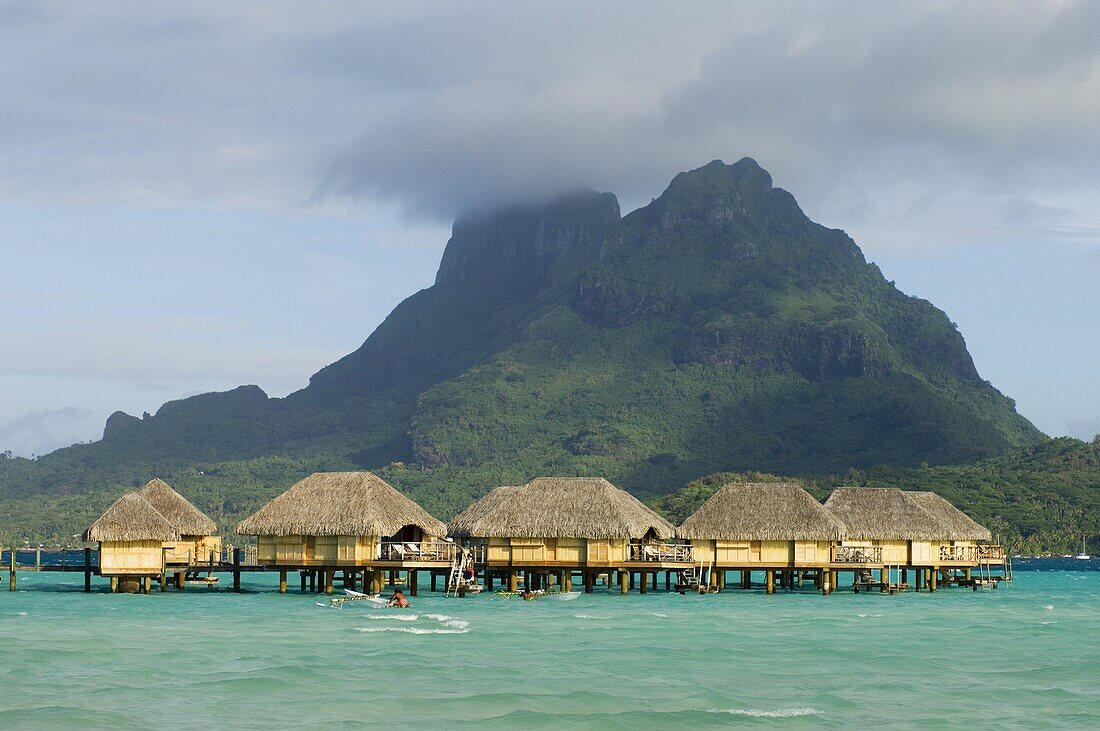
[508, 571, 518, 593]
[484, 570, 493, 591]
[176, 571, 186, 591]
[84, 547, 92, 592]
[409, 570, 418, 597]
[929, 569, 938, 593]
[278, 570, 287, 594]
[741, 570, 751, 589]
[765, 569, 775, 594]
[880, 568, 889, 593]
[143, 576, 151, 594]
[233, 548, 241, 593]
[583, 571, 593, 593]
[324, 570, 334, 595]
[563, 571, 572, 592]
[619, 570, 628, 595]
[109, 576, 118, 593]
[639, 571, 648, 594]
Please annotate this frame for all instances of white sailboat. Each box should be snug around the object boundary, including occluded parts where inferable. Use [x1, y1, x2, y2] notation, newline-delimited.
[1076, 536, 1091, 560]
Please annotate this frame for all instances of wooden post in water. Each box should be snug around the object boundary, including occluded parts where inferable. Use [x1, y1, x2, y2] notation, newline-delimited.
[765, 569, 776, 594]
[8, 548, 15, 592]
[300, 571, 307, 592]
[143, 576, 151, 594]
[409, 569, 418, 596]
[741, 570, 751, 589]
[325, 569, 334, 594]
[233, 548, 241, 593]
[639, 571, 648, 594]
[176, 571, 186, 591]
[879, 567, 889, 593]
[563, 571, 572, 592]
[583, 571, 593, 593]
[430, 572, 438, 592]
[618, 570, 628, 594]
[508, 571, 518, 592]
[109, 576, 118, 593]
[308, 570, 316, 592]
[84, 547, 92, 592]
[901, 568, 908, 585]
[929, 569, 938, 593]
[484, 570, 493, 592]
[279, 570, 287, 594]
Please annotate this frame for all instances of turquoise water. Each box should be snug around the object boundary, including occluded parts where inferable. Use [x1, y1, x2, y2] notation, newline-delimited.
[2, 566, 1098, 729]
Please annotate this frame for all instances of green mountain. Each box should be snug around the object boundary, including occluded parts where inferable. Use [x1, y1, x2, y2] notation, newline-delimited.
[652, 437, 1100, 555]
[0, 158, 1044, 543]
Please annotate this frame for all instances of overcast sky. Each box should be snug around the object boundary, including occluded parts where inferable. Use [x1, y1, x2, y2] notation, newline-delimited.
[1, 1, 1098, 456]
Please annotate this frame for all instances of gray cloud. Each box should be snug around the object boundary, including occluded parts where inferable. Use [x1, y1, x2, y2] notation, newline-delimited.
[0, 407, 98, 458]
[1065, 418, 1100, 441]
[3, 1, 1098, 234]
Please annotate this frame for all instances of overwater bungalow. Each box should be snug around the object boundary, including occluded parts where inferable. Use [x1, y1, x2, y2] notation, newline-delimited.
[136, 479, 220, 566]
[823, 486, 1005, 590]
[448, 477, 690, 593]
[236, 471, 448, 595]
[905, 491, 1004, 569]
[677, 482, 847, 593]
[84, 492, 179, 593]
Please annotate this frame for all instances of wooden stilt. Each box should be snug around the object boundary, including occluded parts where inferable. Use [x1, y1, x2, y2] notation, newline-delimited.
[583, 571, 593, 593]
[176, 571, 186, 591]
[233, 548, 241, 593]
[929, 568, 938, 592]
[308, 571, 316, 592]
[84, 547, 92, 593]
[741, 570, 751, 589]
[279, 570, 287, 594]
[901, 568, 908, 585]
[509, 571, 518, 592]
[431, 572, 438, 592]
[109, 576, 118, 593]
[665, 571, 672, 591]
[484, 570, 493, 591]
[764, 569, 774, 594]
[143, 576, 151, 594]
[409, 569, 418, 596]
[563, 571, 572, 592]
[639, 571, 648, 594]
[619, 570, 628, 594]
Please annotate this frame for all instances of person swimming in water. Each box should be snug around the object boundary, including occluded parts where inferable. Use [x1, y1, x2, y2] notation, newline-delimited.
[388, 589, 410, 608]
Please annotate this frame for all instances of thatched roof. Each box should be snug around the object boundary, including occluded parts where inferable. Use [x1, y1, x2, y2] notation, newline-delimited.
[235, 472, 446, 537]
[823, 487, 944, 540]
[906, 491, 992, 541]
[448, 486, 521, 537]
[84, 493, 180, 542]
[677, 482, 845, 541]
[450, 477, 675, 539]
[137, 479, 217, 537]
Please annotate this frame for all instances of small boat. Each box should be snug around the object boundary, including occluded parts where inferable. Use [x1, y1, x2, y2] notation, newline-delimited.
[546, 591, 581, 601]
[326, 588, 390, 608]
[1076, 536, 1091, 560]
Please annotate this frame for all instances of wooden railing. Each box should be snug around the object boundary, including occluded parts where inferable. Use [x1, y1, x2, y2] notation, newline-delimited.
[628, 543, 694, 562]
[379, 541, 460, 562]
[831, 545, 883, 564]
[940, 544, 1006, 562]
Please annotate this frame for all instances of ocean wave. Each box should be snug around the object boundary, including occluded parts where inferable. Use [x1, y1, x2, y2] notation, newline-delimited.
[572, 614, 610, 619]
[365, 614, 419, 621]
[706, 707, 823, 718]
[356, 626, 469, 635]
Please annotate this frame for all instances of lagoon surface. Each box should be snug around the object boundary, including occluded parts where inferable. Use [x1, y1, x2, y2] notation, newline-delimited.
[2, 562, 1098, 729]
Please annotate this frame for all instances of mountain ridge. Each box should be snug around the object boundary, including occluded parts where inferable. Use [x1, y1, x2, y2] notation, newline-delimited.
[0, 158, 1044, 542]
